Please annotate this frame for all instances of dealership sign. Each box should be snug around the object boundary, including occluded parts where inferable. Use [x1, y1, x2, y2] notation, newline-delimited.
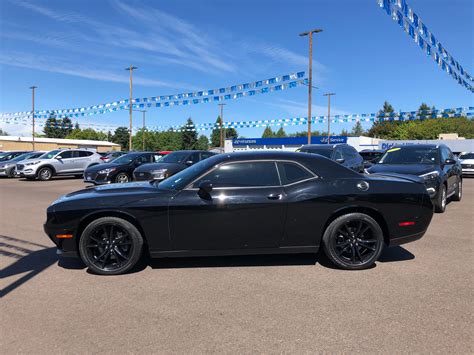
[232, 136, 348, 146]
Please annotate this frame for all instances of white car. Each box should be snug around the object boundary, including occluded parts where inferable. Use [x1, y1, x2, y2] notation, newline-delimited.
[458, 152, 474, 176]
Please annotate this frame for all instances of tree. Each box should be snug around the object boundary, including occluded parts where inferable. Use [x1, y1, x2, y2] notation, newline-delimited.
[74, 122, 80, 130]
[418, 103, 431, 120]
[262, 126, 275, 138]
[66, 128, 107, 141]
[132, 129, 158, 151]
[196, 135, 210, 150]
[368, 101, 398, 138]
[211, 116, 223, 147]
[156, 129, 183, 151]
[181, 118, 198, 149]
[225, 127, 238, 140]
[340, 128, 350, 136]
[43, 111, 60, 138]
[0, 128, 9, 136]
[60, 117, 74, 138]
[350, 121, 365, 136]
[112, 127, 130, 150]
[275, 127, 287, 137]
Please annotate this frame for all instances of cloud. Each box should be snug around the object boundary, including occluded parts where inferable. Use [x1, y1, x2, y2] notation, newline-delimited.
[0, 52, 199, 90]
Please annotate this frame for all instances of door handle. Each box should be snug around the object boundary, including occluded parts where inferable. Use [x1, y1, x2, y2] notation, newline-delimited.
[267, 193, 282, 200]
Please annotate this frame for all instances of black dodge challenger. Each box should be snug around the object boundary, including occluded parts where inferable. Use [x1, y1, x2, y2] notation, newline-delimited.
[44, 151, 434, 275]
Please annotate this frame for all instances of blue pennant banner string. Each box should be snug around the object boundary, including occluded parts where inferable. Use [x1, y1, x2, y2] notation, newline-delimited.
[2, 107, 472, 133]
[0, 72, 306, 119]
[377, 0, 473, 92]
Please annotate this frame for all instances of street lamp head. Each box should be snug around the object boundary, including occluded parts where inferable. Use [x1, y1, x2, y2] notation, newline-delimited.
[299, 28, 323, 37]
[125, 66, 138, 71]
[323, 92, 336, 96]
[29, 86, 37, 89]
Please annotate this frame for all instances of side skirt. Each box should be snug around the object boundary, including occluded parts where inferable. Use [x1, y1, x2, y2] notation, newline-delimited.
[149, 246, 319, 259]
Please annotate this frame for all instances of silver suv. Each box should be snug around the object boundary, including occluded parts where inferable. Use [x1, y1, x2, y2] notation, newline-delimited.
[16, 149, 103, 181]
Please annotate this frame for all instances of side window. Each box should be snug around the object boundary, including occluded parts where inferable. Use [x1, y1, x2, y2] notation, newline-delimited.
[277, 162, 313, 185]
[188, 152, 200, 163]
[135, 155, 149, 165]
[59, 151, 73, 159]
[76, 151, 93, 157]
[193, 161, 280, 188]
[153, 154, 162, 162]
[200, 152, 215, 160]
[446, 148, 454, 159]
[440, 148, 449, 162]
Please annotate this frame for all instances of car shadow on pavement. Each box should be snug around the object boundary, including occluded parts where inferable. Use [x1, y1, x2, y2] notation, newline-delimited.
[0, 235, 84, 297]
[378, 246, 415, 263]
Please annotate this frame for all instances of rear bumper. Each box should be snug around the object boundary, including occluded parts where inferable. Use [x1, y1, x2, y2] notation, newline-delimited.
[388, 230, 426, 246]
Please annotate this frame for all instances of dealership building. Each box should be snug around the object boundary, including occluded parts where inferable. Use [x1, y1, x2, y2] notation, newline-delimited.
[0, 136, 120, 152]
[225, 136, 473, 154]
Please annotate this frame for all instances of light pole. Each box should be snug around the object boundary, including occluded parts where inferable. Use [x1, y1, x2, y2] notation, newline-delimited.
[125, 65, 137, 150]
[323, 93, 335, 144]
[29, 86, 37, 150]
[300, 28, 322, 144]
[133, 109, 147, 151]
[218, 103, 226, 148]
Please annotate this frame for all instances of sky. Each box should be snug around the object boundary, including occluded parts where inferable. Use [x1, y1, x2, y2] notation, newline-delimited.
[0, 0, 473, 138]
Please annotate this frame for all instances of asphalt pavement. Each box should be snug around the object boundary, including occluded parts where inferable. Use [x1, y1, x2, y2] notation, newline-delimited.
[1, 176, 473, 353]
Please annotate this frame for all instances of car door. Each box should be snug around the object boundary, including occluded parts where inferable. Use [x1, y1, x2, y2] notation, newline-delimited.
[54, 150, 75, 173]
[200, 151, 216, 162]
[442, 147, 457, 195]
[168, 160, 286, 251]
[75, 151, 94, 171]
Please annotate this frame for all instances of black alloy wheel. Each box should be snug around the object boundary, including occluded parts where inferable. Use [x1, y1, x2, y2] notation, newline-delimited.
[8, 167, 16, 178]
[322, 213, 384, 270]
[79, 217, 143, 275]
[115, 172, 130, 183]
[452, 178, 462, 202]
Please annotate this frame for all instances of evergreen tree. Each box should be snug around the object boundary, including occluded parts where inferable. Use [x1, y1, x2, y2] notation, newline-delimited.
[60, 117, 73, 138]
[275, 127, 287, 137]
[210, 116, 223, 147]
[0, 128, 9, 136]
[262, 126, 275, 138]
[43, 111, 60, 138]
[350, 121, 365, 136]
[181, 117, 198, 149]
[196, 135, 210, 150]
[340, 129, 350, 136]
[418, 103, 431, 120]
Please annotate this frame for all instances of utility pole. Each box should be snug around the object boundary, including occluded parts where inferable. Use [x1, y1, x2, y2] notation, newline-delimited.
[323, 93, 335, 144]
[133, 109, 147, 151]
[300, 28, 322, 144]
[29, 86, 37, 150]
[218, 103, 226, 148]
[125, 65, 137, 151]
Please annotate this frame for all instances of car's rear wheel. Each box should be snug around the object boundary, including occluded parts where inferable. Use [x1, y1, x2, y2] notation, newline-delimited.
[322, 213, 384, 270]
[78, 217, 144, 275]
[115, 173, 130, 183]
[8, 168, 16, 178]
[434, 185, 447, 213]
[38, 167, 53, 181]
[452, 178, 462, 202]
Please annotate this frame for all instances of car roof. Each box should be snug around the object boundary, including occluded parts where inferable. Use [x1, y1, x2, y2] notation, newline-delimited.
[390, 144, 441, 149]
[209, 150, 324, 162]
[300, 144, 347, 149]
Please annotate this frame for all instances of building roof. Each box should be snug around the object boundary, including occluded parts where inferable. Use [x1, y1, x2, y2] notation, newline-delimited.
[0, 136, 119, 146]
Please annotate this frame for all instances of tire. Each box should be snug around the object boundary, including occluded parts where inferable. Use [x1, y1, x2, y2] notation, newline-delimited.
[78, 217, 144, 275]
[452, 178, 462, 202]
[322, 213, 384, 270]
[8, 168, 16, 178]
[115, 173, 130, 183]
[434, 184, 447, 213]
[37, 167, 53, 181]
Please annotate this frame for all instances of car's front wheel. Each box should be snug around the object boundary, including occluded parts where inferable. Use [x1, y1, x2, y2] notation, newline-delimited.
[115, 173, 130, 183]
[322, 213, 384, 270]
[78, 217, 144, 275]
[38, 167, 53, 181]
[434, 184, 447, 213]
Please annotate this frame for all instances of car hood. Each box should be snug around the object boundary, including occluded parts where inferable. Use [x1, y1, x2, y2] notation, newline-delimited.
[0, 159, 16, 167]
[134, 162, 185, 172]
[50, 181, 173, 207]
[460, 159, 474, 164]
[85, 162, 121, 173]
[367, 164, 437, 176]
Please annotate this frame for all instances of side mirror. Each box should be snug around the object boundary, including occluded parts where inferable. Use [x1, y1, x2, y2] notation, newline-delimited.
[185, 160, 194, 166]
[335, 158, 345, 164]
[56, 155, 62, 160]
[445, 158, 456, 165]
[197, 180, 213, 199]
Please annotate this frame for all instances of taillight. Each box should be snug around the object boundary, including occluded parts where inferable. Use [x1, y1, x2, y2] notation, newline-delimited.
[398, 221, 415, 227]
[100, 157, 107, 160]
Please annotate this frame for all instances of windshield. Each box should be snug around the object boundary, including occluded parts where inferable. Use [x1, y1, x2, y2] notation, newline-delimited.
[10, 152, 37, 162]
[0, 152, 18, 161]
[459, 152, 474, 160]
[160, 151, 190, 163]
[39, 150, 62, 159]
[112, 153, 140, 165]
[360, 151, 383, 161]
[379, 146, 439, 164]
[158, 156, 219, 190]
[297, 148, 332, 158]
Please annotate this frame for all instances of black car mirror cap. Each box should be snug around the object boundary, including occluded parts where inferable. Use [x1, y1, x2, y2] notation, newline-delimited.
[335, 158, 345, 164]
[445, 158, 456, 165]
[198, 180, 213, 194]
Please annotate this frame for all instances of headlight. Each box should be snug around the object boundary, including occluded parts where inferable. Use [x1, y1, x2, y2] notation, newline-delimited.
[25, 160, 41, 166]
[150, 169, 168, 179]
[419, 171, 439, 180]
[98, 167, 116, 174]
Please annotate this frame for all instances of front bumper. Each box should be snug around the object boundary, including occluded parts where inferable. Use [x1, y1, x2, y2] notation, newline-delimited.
[461, 168, 474, 175]
[84, 172, 112, 185]
[44, 212, 79, 258]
